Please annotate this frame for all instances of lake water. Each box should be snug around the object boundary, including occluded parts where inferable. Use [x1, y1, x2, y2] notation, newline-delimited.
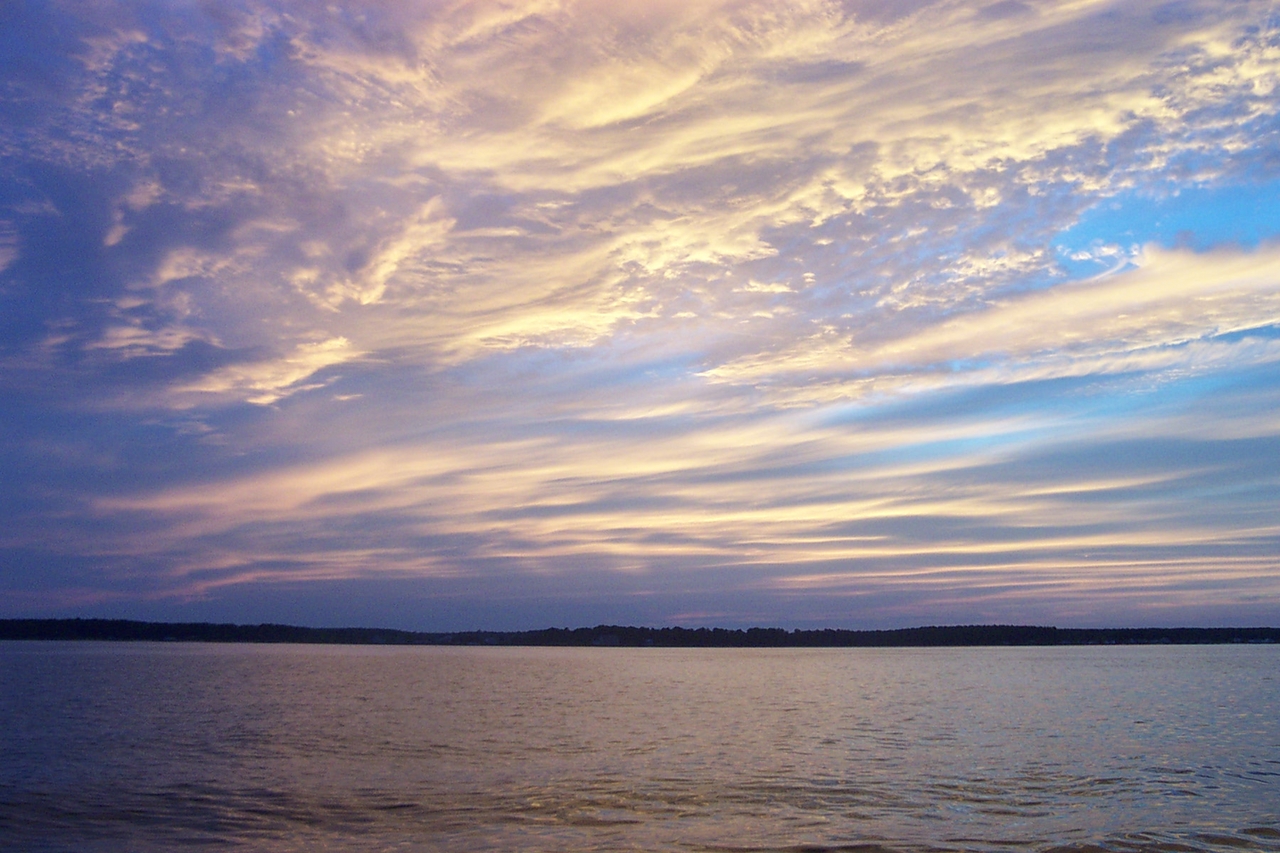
[1, 642, 1278, 852]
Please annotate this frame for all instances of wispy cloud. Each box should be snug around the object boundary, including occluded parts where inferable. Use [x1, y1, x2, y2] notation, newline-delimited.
[172, 336, 360, 405]
[2, 0, 1280, 627]
[705, 243, 1280, 403]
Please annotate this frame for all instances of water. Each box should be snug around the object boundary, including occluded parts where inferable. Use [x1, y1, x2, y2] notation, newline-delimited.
[1, 643, 1278, 852]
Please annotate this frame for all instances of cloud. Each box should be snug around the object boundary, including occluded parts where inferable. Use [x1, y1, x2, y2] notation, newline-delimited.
[0, 223, 17, 272]
[704, 243, 1280, 402]
[14, 0, 1279, 382]
[73, 357, 1279, 618]
[3, 0, 1280, 626]
[881, 244, 1280, 364]
[173, 336, 360, 405]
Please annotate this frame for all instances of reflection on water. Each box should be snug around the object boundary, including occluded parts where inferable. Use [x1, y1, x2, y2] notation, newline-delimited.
[2, 643, 1277, 852]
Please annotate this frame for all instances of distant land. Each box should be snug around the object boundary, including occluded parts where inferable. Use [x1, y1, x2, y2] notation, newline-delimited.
[1, 619, 1278, 647]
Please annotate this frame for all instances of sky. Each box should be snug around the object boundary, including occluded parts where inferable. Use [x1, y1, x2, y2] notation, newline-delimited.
[2, 0, 1280, 631]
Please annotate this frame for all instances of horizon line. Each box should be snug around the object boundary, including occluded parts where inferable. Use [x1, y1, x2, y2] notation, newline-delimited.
[2, 619, 1278, 647]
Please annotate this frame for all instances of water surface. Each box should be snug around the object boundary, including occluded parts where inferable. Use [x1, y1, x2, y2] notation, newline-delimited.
[2, 643, 1277, 852]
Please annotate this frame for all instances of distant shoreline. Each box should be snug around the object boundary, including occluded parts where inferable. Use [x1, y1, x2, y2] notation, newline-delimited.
[1, 619, 1277, 647]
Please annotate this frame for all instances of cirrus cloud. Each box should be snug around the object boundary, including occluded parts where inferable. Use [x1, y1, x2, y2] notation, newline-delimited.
[2, 0, 1280, 628]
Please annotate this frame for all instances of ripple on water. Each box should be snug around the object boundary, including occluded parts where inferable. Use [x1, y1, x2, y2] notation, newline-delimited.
[1, 643, 1277, 853]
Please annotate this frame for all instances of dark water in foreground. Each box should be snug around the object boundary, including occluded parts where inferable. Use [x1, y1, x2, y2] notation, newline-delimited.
[1, 643, 1277, 853]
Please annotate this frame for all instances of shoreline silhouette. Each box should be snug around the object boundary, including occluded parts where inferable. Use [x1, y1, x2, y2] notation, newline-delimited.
[2, 619, 1277, 647]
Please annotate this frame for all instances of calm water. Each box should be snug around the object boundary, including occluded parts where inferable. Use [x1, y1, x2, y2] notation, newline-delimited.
[1, 643, 1278, 853]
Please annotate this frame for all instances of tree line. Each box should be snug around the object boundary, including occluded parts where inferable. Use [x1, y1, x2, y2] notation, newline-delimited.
[2, 619, 1277, 646]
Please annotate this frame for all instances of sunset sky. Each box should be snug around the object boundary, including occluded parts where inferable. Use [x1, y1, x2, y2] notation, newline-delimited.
[3, 0, 1280, 630]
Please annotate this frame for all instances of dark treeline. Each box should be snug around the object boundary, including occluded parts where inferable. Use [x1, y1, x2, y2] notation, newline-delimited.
[2, 619, 1278, 646]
